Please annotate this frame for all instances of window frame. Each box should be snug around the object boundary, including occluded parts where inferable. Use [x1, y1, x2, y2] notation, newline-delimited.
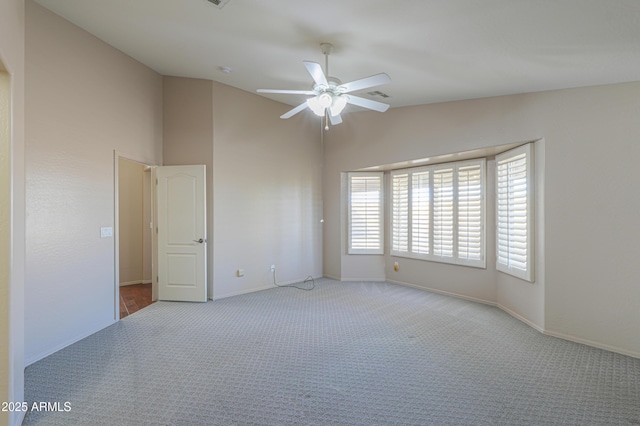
[390, 158, 486, 268]
[495, 143, 534, 282]
[347, 171, 384, 255]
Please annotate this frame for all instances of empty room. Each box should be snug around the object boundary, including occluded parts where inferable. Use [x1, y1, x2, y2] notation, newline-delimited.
[1, 0, 640, 425]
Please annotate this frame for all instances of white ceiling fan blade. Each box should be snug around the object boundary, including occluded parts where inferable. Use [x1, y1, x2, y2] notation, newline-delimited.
[346, 95, 390, 112]
[303, 61, 328, 87]
[329, 113, 343, 126]
[280, 101, 309, 119]
[257, 89, 315, 95]
[339, 73, 391, 93]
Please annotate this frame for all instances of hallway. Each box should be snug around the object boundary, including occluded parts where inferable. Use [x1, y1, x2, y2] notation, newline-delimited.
[119, 284, 153, 319]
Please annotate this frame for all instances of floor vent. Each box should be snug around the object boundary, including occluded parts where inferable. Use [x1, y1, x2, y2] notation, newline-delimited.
[205, 0, 232, 9]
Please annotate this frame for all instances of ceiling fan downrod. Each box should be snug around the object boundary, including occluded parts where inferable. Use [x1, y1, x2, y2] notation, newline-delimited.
[321, 42, 333, 79]
[256, 41, 391, 124]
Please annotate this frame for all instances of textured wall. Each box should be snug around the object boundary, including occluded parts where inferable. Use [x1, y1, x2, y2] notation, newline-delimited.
[162, 77, 214, 296]
[210, 82, 323, 299]
[118, 158, 145, 285]
[164, 78, 323, 299]
[0, 0, 26, 424]
[324, 82, 640, 357]
[0, 67, 11, 426]
[24, 1, 163, 364]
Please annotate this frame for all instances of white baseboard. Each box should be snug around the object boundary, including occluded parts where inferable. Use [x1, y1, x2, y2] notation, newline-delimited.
[10, 410, 26, 426]
[543, 329, 640, 359]
[214, 284, 274, 300]
[323, 272, 385, 282]
[25, 318, 116, 366]
[120, 280, 152, 286]
[323, 273, 341, 281]
[387, 279, 638, 359]
[340, 277, 386, 282]
[213, 275, 324, 300]
[387, 278, 496, 307]
[274, 274, 324, 287]
[495, 303, 544, 333]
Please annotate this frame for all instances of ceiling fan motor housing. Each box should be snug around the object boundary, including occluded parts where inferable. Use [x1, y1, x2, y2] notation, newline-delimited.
[257, 42, 391, 122]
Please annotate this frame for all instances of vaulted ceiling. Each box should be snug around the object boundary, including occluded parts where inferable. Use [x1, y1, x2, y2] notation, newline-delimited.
[35, 0, 640, 113]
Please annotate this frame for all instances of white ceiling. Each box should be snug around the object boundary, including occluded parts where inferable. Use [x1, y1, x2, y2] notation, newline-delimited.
[35, 0, 640, 111]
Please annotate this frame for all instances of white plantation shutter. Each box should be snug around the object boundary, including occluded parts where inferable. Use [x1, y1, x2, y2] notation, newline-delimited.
[496, 144, 534, 281]
[433, 167, 454, 258]
[457, 161, 485, 266]
[411, 171, 430, 255]
[389, 159, 485, 268]
[348, 172, 384, 254]
[391, 159, 486, 268]
[391, 173, 409, 253]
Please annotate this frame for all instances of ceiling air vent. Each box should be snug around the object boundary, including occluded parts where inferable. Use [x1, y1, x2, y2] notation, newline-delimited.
[205, 0, 232, 9]
[367, 90, 390, 98]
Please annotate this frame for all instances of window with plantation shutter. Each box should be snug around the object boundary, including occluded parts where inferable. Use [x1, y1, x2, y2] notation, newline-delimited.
[457, 163, 484, 265]
[390, 159, 485, 268]
[348, 172, 384, 254]
[391, 173, 409, 253]
[411, 171, 430, 255]
[433, 167, 454, 258]
[496, 144, 534, 282]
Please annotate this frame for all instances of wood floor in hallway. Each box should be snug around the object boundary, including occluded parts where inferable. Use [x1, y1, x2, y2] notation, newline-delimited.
[120, 283, 153, 319]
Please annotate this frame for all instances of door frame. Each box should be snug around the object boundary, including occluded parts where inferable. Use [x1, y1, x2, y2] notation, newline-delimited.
[113, 150, 158, 321]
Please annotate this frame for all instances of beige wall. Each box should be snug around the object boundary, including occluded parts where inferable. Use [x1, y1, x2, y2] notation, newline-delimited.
[0, 66, 11, 426]
[324, 82, 640, 357]
[118, 158, 146, 285]
[24, 1, 163, 364]
[0, 0, 26, 424]
[163, 77, 323, 299]
[211, 82, 323, 298]
[163, 77, 215, 296]
[6, 8, 636, 419]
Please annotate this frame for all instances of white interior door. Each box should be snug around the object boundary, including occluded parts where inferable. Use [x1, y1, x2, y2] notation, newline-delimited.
[156, 165, 207, 302]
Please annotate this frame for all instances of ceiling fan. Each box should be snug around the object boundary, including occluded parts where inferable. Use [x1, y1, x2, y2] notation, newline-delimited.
[257, 43, 391, 128]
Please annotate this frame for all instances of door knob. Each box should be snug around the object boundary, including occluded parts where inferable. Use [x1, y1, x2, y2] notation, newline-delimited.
[193, 238, 204, 243]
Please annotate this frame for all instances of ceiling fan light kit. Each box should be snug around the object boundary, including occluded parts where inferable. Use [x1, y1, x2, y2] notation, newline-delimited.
[257, 43, 391, 128]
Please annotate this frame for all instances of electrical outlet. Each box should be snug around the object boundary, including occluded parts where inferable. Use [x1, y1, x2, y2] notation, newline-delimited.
[237, 269, 244, 277]
[270, 264, 275, 272]
[394, 261, 399, 272]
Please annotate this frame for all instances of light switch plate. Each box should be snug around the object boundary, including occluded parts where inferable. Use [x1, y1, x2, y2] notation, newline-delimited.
[100, 226, 113, 238]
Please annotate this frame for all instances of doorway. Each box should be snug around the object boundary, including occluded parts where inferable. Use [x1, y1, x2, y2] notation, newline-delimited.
[115, 155, 156, 319]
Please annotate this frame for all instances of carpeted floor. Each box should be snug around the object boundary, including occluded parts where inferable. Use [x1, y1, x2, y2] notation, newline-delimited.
[23, 279, 640, 425]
